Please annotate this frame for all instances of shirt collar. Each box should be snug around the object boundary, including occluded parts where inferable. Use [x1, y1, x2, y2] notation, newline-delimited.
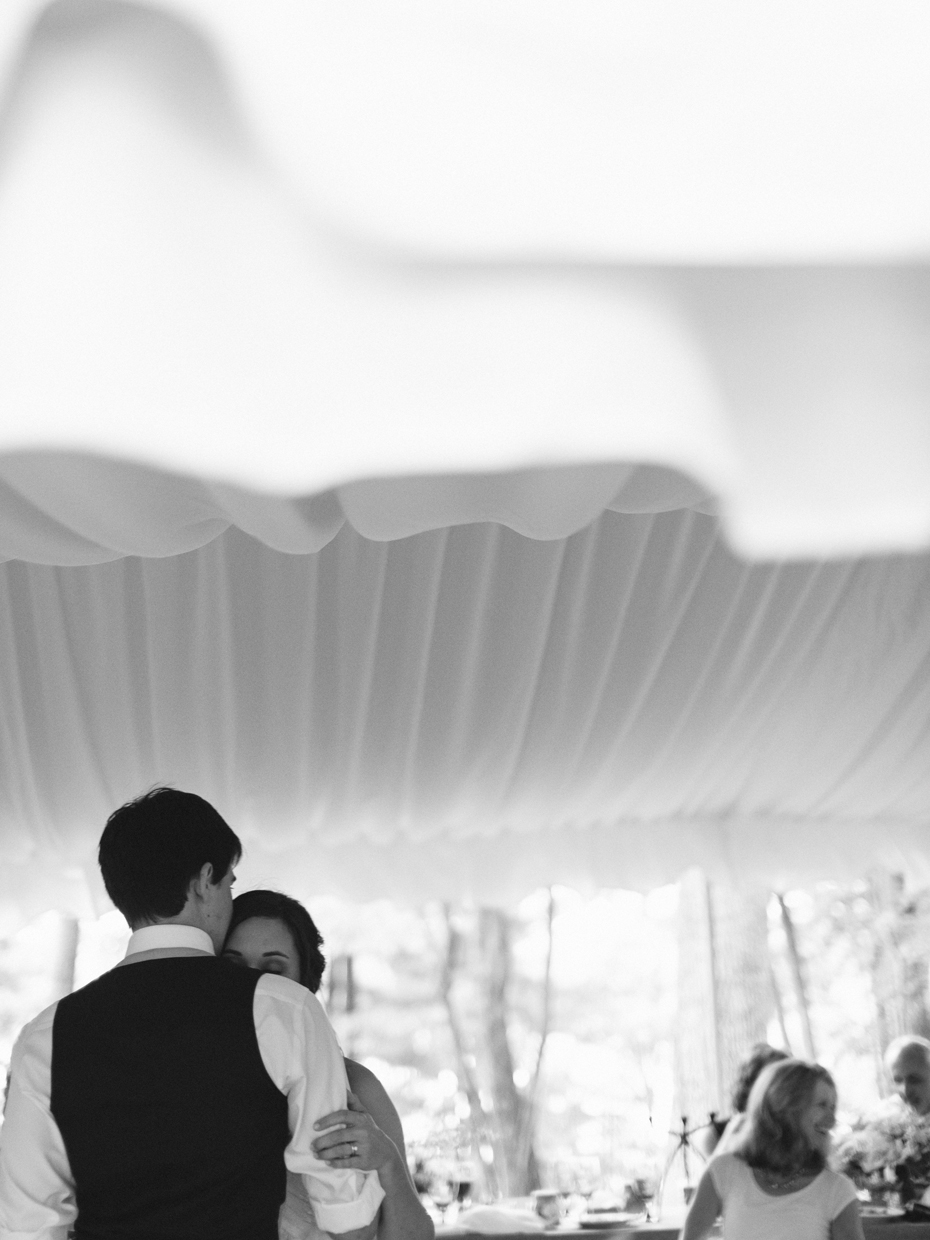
[125, 925, 215, 957]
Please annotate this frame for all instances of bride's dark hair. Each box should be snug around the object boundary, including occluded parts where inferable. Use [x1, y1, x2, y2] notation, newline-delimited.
[732, 1058, 834, 1176]
[227, 890, 326, 993]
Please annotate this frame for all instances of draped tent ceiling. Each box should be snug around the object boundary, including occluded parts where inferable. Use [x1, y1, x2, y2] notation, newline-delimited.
[1, 0, 930, 920]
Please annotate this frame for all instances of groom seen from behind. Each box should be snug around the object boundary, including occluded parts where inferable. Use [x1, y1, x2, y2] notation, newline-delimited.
[0, 788, 384, 1240]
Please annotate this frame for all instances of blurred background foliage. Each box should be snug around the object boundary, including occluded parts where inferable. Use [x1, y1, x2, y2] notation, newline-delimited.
[1, 870, 928, 1200]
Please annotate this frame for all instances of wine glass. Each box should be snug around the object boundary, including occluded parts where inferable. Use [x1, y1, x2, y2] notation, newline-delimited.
[426, 1162, 457, 1225]
[633, 1172, 659, 1221]
[573, 1155, 602, 1205]
[454, 1168, 474, 1209]
[452, 1142, 476, 1211]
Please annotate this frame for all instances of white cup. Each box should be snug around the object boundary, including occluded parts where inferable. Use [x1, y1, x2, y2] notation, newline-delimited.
[532, 1189, 562, 1226]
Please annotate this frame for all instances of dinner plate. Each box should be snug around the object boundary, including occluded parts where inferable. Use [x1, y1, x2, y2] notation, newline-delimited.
[859, 1206, 905, 1218]
[579, 1213, 644, 1229]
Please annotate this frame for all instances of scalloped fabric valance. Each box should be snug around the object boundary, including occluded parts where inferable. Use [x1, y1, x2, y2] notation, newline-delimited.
[0, 1, 928, 562]
[1, 0, 930, 918]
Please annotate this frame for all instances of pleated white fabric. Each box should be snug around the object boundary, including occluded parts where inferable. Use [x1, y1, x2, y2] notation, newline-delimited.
[1, 1, 930, 916]
[1, 515, 929, 918]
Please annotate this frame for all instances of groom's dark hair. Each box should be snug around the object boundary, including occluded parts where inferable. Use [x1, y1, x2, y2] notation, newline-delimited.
[99, 787, 241, 926]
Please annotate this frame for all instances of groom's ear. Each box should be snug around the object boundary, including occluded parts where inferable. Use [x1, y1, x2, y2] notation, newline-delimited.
[190, 862, 216, 901]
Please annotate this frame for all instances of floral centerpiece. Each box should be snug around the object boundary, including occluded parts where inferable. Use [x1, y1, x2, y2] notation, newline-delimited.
[834, 1099, 930, 1207]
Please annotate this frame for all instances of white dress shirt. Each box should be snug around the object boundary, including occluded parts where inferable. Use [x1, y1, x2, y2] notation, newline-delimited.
[0, 925, 384, 1240]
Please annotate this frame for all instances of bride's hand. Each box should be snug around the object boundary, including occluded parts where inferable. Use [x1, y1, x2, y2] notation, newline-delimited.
[312, 1090, 399, 1173]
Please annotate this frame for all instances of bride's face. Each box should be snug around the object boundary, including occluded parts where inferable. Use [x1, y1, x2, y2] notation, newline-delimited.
[222, 916, 302, 983]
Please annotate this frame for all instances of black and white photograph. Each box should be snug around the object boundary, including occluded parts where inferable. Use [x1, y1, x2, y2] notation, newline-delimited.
[1, 3, 930, 1239]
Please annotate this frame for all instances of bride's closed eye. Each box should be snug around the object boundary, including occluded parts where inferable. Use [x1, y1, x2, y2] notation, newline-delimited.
[223, 918, 302, 983]
[221, 949, 294, 978]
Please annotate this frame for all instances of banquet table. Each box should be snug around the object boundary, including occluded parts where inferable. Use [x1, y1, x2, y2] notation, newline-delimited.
[443, 1218, 930, 1239]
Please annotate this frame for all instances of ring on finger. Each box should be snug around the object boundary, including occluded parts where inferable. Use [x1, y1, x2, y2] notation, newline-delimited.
[351, 1142, 359, 1156]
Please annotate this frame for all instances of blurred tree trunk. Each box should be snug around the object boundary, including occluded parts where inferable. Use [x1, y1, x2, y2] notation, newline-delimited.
[715, 886, 773, 1093]
[768, 953, 793, 1054]
[777, 895, 815, 1058]
[327, 953, 357, 1013]
[675, 871, 771, 1132]
[478, 908, 540, 1196]
[439, 904, 546, 1197]
[515, 889, 554, 1178]
[440, 906, 501, 1200]
[676, 871, 719, 1129]
[327, 953, 358, 1056]
[868, 871, 930, 1049]
[50, 915, 79, 1000]
[345, 955, 356, 1013]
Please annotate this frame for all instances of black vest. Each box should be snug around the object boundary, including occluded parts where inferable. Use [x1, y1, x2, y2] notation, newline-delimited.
[50, 957, 290, 1240]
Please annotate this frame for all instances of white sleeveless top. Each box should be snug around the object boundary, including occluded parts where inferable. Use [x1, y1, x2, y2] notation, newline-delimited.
[708, 1153, 858, 1240]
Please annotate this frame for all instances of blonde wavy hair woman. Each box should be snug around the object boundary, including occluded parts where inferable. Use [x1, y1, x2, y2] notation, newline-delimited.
[681, 1059, 864, 1240]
